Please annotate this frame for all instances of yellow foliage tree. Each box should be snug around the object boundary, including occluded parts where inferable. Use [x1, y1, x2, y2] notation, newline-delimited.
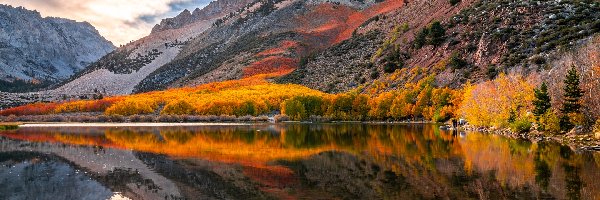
[459, 74, 535, 127]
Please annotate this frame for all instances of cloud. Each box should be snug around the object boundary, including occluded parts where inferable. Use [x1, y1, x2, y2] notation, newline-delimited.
[0, 0, 211, 45]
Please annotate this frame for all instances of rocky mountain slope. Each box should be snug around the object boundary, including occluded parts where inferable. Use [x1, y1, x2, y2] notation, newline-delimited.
[151, 0, 255, 33]
[51, 0, 403, 95]
[0, 4, 114, 93]
[280, 0, 600, 93]
[135, 0, 403, 93]
[50, 0, 255, 96]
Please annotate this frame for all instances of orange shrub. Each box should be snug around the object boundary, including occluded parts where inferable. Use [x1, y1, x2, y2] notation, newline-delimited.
[0, 102, 59, 116]
[54, 97, 123, 113]
[105, 99, 158, 116]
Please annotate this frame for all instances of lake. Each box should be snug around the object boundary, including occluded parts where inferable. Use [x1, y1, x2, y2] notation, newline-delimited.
[0, 123, 598, 199]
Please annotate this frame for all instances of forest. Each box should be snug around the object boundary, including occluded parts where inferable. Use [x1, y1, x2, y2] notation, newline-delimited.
[1, 65, 597, 135]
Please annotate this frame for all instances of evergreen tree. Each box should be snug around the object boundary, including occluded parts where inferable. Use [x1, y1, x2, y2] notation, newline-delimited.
[560, 65, 584, 131]
[428, 21, 446, 46]
[561, 66, 584, 114]
[414, 28, 428, 49]
[533, 82, 552, 117]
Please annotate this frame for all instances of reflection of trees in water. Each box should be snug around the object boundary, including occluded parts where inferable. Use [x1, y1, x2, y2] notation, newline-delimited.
[534, 152, 552, 191]
[563, 164, 582, 200]
[134, 152, 270, 199]
[2, 125, 600, 199]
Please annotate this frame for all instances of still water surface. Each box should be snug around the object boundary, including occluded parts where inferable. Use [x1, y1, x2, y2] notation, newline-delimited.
[0, 123, 599, 200]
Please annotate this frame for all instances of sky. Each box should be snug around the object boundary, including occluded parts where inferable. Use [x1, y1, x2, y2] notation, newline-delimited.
[0, 0, 212, 46]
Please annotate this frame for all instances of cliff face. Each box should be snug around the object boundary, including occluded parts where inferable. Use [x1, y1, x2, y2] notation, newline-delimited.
[0, 4, 114, 92]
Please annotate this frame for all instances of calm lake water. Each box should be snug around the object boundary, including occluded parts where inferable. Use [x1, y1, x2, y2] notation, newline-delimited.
[0, 123, 599, 200]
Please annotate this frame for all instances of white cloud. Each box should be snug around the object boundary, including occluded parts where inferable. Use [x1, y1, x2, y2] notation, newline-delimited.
[0, 0, 211, 45]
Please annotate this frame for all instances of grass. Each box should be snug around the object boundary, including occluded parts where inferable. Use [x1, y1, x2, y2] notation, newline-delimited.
[0, 123, 20, 131]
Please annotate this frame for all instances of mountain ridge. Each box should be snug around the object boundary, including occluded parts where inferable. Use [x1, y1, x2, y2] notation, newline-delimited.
[0, 4, 115, 92]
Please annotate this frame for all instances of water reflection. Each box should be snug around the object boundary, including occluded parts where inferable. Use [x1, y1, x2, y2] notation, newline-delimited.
[0, 124, 598, 199]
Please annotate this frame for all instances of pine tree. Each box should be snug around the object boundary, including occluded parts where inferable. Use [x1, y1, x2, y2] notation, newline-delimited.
[560, 65, 584, 131]
[533, 82, 551, 117]
[428, 21, 446, 47]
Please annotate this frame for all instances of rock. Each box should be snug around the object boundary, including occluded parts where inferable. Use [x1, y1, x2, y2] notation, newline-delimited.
[568, 126, 587, 135]
[151, 0, 255, 33]
[0, 5, 115, 92]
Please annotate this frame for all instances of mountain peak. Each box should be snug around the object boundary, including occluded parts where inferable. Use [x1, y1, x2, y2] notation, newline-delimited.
[151, 0, 254, 34]
[0, 4, 115, 92]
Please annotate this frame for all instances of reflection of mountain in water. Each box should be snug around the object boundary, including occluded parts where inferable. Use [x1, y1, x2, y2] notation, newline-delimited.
[0, 124, 598, 199]
[0, 139, 183, 200]
[0, 152, 112, 200]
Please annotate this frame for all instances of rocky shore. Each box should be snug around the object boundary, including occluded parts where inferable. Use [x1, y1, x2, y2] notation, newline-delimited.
[462, 125, 600, 152]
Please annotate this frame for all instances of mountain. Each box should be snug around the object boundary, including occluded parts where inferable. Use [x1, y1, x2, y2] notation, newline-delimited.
[5, 0, 599, 111]
[151, 0, 255, 33]
[0, 4, 114, 92]
[55, 0, 600, 96]
[52, 0, 402, 95]
[280, 0, 600, 93]
[51, 0, 255, 96]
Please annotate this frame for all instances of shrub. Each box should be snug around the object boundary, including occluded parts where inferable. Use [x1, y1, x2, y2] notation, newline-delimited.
[448, 52, 468, 69]
[0, 124, 19, 131]
[161, 100, 194, 115]
[282, 96, 326, 121]
[538, 111, 560, 133]
[108, 115, 125, 123]
[219, 115, 237, 122]
[182, 115, 201, 122]
[141, 115, 156, 122]
[129, 114, 143, 122]
[234, 101, 257, 116]
[158, 115, 183, 123]
[370, 70, 380, 79]
[593, 119, 600, 133]
[97, 115, 110, 122]
[400, 22, 409, 32]
[428, 21, 446, 47]
[486, 65, 498, 80]
[0, 103, 59, 116]
[530, 56, 546, 65]
[42, 115, 66, 122]
[510, 118, 532, 133]
[274, 114, 290, 122]
[568, 113, 587, 127]
[450, 0, 460, 6]
[105, 99, 157, 116]
[414, 28, 428, 49]
[252, 115, 269, 122]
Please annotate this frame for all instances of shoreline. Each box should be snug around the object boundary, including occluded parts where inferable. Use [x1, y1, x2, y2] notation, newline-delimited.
[462, 125, 600, 152]
[18, 122, 257, 127]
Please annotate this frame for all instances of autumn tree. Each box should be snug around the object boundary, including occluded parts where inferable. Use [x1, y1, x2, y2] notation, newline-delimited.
[459, 74, 535, 127]
[283, 96, 326, 121]
[560, 65, 584, 131]
[162, 100, 194, 115]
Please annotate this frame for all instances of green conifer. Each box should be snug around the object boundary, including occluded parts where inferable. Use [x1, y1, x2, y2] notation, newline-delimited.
[533, 82, 552, 117]
[560, 65, 584, 131]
